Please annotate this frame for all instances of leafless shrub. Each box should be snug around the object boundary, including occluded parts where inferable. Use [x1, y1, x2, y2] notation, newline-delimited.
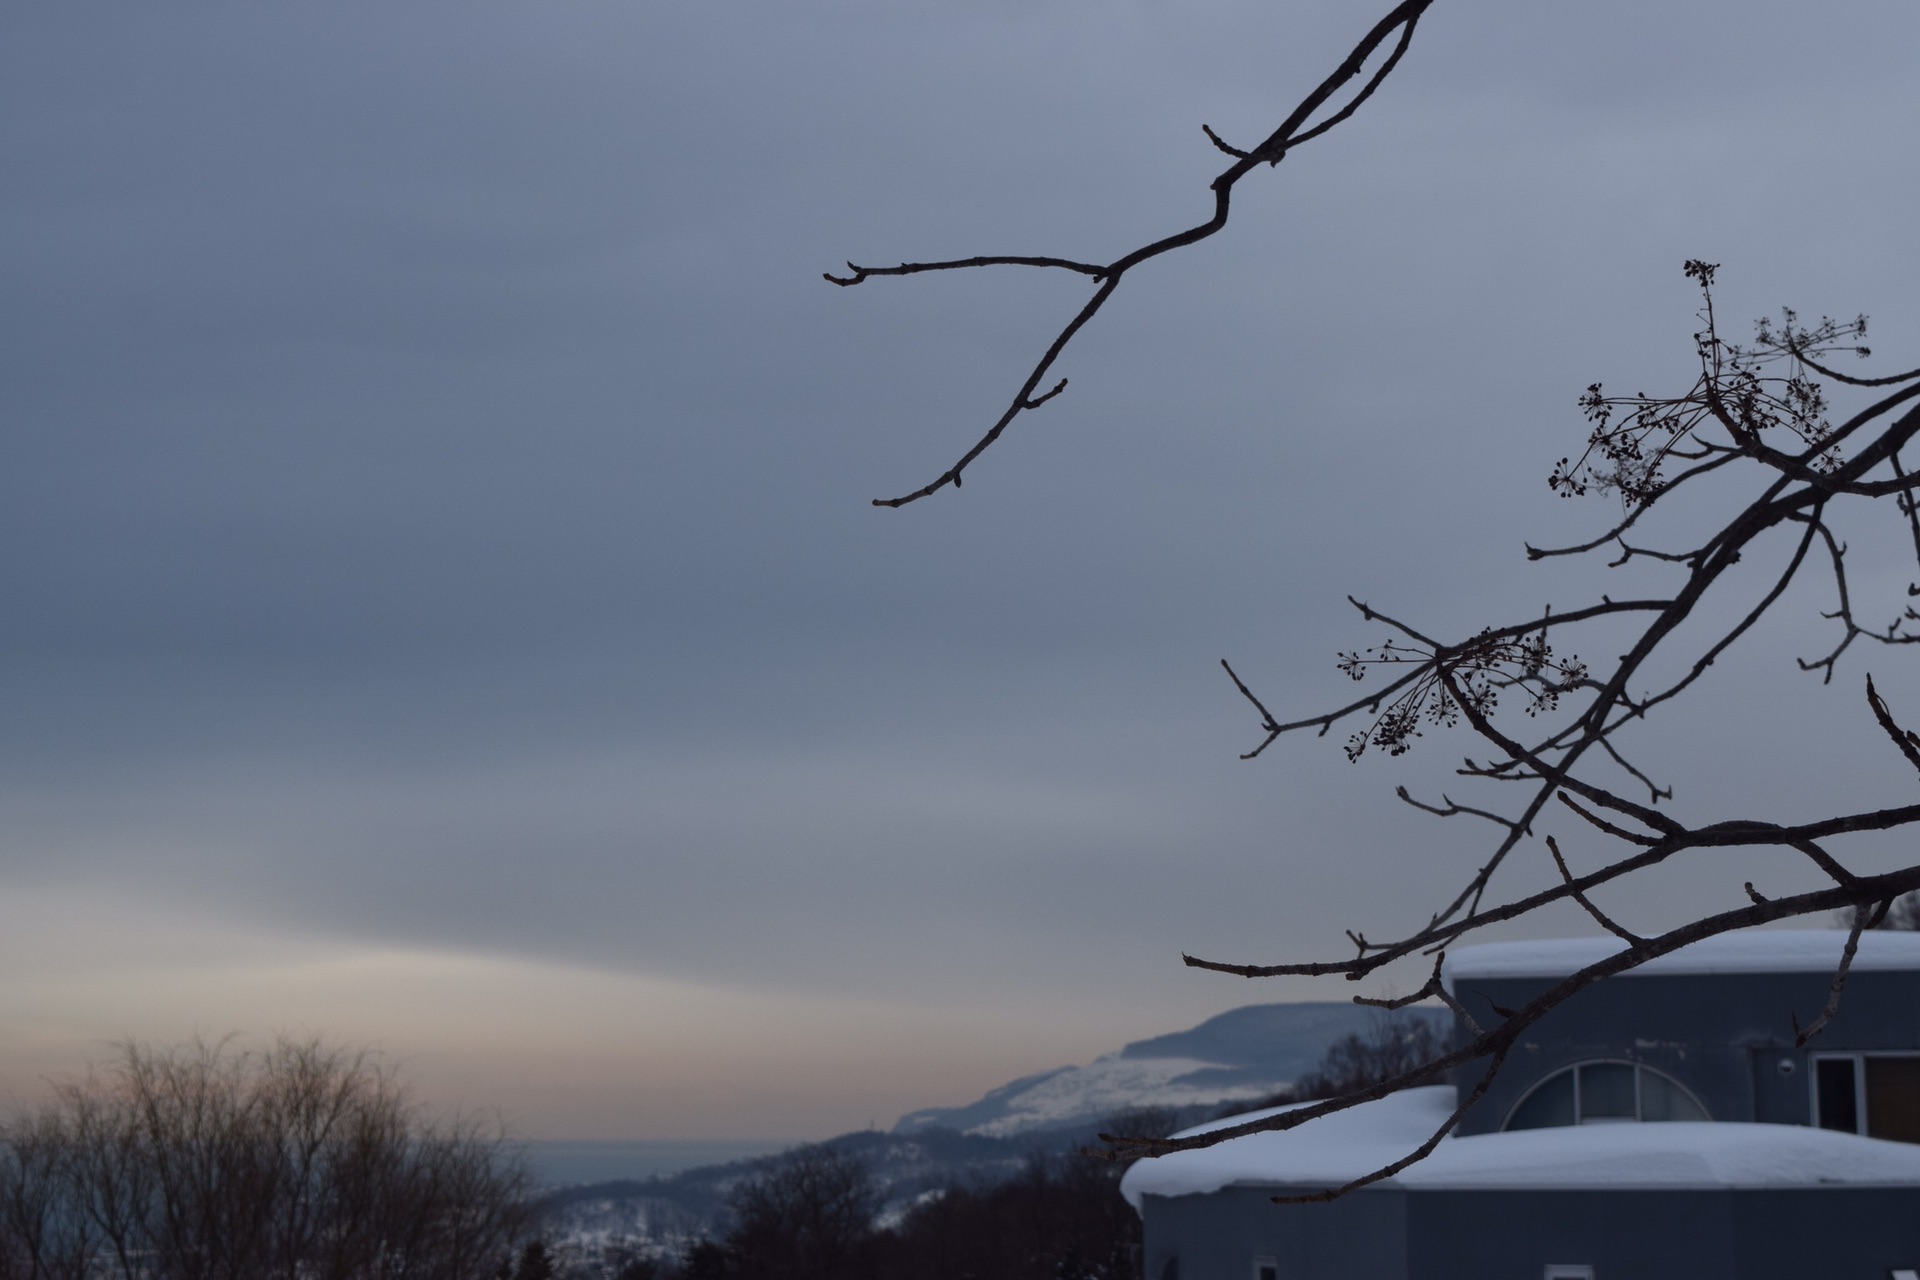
[0, 1037, 528, 1280]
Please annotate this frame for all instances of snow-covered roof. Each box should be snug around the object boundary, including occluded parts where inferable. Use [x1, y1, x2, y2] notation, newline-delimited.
[1441, 928, 1920, 988]
[1118, 1086, 1920, 1207]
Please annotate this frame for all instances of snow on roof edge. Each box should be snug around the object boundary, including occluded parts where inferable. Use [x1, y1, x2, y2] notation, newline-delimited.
[1119, 1086, 1920, 1208]
[1441, 928, 1920, 988]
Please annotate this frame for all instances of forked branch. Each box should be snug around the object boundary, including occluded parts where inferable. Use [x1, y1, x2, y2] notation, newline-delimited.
[833, 0, 1437, 507]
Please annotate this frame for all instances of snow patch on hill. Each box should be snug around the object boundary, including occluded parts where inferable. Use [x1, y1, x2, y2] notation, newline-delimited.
[942, 1054, 1277, 1139]
[896, 1002, 1448, 1138]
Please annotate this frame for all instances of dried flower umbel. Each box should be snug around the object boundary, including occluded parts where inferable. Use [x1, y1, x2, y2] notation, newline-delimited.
[1552, 261, 1869, 507]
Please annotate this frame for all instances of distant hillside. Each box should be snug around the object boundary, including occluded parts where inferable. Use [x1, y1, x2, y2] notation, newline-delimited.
[894, 1001, 1448, 1138]
[539, 999, 1452, 1259]
[537, 1126, 1062, 1262]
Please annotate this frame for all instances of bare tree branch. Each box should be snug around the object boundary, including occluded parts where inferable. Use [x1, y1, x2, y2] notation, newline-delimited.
[1545, 835, 1642, 944]
[839, 0, 1920, 1202]
[824, 256, 1108, 287]
[1867, 672, 1920, 777]
[838, 1, 1438, 507]
[1148, 866, 1920, 1162]
[1272, 1047, 1508, 1205]
[1793, 902, 1872, 1046]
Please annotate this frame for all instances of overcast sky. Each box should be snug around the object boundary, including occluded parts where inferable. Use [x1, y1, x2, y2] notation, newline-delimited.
[3, 1, 1918, 1142]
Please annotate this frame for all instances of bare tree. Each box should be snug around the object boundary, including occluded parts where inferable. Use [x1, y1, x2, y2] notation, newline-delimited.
[717, 1145, 879, 1280]
[0, 1037, 529, 1280]
[0, 1109, 96, 1280]
[829, 1, 1920, 1195]
[1292, 1018, 1446, 1104]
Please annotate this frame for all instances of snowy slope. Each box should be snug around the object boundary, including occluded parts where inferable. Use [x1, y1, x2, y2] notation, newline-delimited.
[895, 1002, 1448, 1138]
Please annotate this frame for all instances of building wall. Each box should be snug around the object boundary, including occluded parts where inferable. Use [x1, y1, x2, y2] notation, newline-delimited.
[1414, 1187, 1920, 1278]
[1407, 1188, 1735, 1280]
[1447, 968, 1920, 1135]
[1139, 1186, 1406, 1280]
[1727, 1188, 1920, 1276]
[1142, 1185, 1920, 1280]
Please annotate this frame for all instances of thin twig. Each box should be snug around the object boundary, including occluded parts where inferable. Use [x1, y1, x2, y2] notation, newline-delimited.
[823, 256, 1106, 286]
[1866, 674, 1920, 777]
[1793, 903, 1870, 1045]
[844, 0, 1438, 506]
[1546, 835, 1642, 944]
[1272, 1047, 1507, 1204]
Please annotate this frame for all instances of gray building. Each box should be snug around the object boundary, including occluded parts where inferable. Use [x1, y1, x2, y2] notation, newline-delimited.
[1121, 930, 1920, 1279]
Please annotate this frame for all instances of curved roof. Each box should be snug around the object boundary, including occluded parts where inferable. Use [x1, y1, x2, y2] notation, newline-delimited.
[1441, 928, 1920, 988]
[1119, 1086, 1920, 1207]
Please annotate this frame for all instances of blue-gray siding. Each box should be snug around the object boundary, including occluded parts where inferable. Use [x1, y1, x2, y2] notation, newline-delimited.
[1141, 1186, 1405, 1280]
[1141, 1185, 1920, 1279]
[1447, 968, 1920, 1134]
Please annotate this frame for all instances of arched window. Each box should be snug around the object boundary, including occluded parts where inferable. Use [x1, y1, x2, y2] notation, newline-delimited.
[1503, 1060, 1709, 1131]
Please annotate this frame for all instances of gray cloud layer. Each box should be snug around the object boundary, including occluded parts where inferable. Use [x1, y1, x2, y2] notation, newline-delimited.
[2, 0, 1916, 1134]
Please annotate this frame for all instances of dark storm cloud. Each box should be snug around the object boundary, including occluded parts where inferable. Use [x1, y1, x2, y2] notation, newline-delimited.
[1, 0, 1917, 1131]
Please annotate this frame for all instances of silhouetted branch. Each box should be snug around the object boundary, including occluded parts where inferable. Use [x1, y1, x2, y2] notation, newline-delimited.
[1199, 123, 1250, 159]
[1184, 771, 1920, 981]
[1395, 786, 1525, 837]
[1546, 835, 1642, 944]
[1271, 1048, 1506, 1205]
[1595, 736, 1672, 805]
[1891, 449, 1920, 572]
[841, 0, 1920, 1201]
[836, 0, 1438, 507]
[1555, 790, 1659, 846]
[1158, 867, 1920, 1158]
[1797, 514, 1920, 681]
[823, 256, 1107, 287]
[1867, 673, 1920, 777]
[1794, 903, 1871, 1045]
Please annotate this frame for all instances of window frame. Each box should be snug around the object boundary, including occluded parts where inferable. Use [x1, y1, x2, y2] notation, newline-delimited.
[1808, 1050, 1920, 1139]
[1501, 1059, 1709, 1131]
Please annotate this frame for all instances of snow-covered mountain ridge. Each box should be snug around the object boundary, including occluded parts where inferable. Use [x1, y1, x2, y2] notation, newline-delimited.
[894, 1001, 1448, 1138]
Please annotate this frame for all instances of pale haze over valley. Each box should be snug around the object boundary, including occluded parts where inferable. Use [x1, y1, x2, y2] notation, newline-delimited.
[2, 1, 1917, 1145]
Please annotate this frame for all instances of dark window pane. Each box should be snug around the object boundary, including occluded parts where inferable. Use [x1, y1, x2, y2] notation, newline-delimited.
[1506, 1070, 1576, 1130]
[1579, 1063, 1635, 1120]
[1816, 1057, 1860, 1133]
[1638, 1070, 1708, 1122]
[1865, 1057, 1920, 1144]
